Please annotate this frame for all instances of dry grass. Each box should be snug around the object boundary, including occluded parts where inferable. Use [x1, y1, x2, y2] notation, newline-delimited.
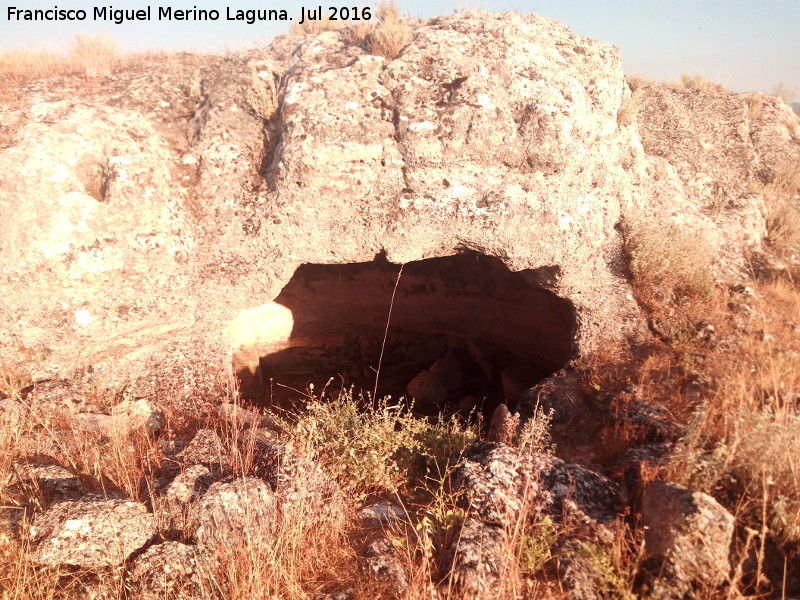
[343, 0, 411, 59]
[750, 164, 800, 254]
[2, 361, 632, 599]
[0, 52, 76, 106]
[69, 33, 119, 77]
[662, 277, 800, 593]
[289, 10, 343, 35]
[680, 73, 728, 94]
[0, 369, 483, 599]
[772, 82, 797, 105]
[0, 34, 121, 107]
[601, 219, 800, 596]
[624, 219, 715, 302]
[617, 89, 641, 127]
[745, 92, 766, 121]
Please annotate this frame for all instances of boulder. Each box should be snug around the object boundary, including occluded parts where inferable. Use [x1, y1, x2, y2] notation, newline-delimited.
[357, 501, 407, 528]
[445, 518, 507, 600]
[0, 398, 27, 429]
[612, 400, 684, 444]
[72, 399, 163, 438]
[518, 370, 583, 426]
[449, 441, 624, 598]
[157, 464, 215, 534]
[452, 442, 623, 541]
[406, 369, 449, 406]
[363, 536, 409, 592]
[12, 462, 85, 505]
[486, 403, 519, 444]
[247, 439, 346, 528]
[29, 495, 155, 568]
[642, 481, 735, 598]
[177, 429, 229, 476]
[128, 541, 204, 600]
[189, 476, 277, 548]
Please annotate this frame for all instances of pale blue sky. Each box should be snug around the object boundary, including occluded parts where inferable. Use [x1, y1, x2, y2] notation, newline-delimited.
[1, 1, 798, 96]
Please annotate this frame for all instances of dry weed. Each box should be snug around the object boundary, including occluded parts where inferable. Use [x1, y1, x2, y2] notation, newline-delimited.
[664, 277, 800, 589]
[626, 75, 646, 93]
[69, 33, 119, 77]
[289, 10, 342, 35]
[752, 164, 800, 253]
[0, 51, 75, 106]
[624, 219, 714, 300]
[745, 92, 765, 121]
[680, 73, 728, 94]
[342, 0, 411, 59]
[617, 90, 641, 127]
[367, 17, 411, 59]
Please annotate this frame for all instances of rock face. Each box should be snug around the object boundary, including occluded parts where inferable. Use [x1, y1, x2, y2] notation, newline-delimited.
[3, 11, 798, 397]
[0, 11, 644, 395]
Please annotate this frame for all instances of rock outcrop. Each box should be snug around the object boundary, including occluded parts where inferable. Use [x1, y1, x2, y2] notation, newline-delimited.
[0, 13, 639, 392]
[3, 11, 798, 403]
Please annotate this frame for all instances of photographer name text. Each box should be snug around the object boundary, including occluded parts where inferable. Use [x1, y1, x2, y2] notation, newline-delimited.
[6, 5, 373, 25]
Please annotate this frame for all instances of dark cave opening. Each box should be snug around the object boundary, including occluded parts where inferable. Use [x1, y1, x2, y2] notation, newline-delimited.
[234, 252, 577, 418]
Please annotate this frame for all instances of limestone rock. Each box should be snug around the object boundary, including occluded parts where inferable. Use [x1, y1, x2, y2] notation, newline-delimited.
[448, 442, 624, 598]
[407, 369, 448, 406]
[0, 507, 24, 546]
[247, 439, 346, 527]
[72, 399, 164, 439]
[110, 398, 164, 436]
[29, 495, 155, 568]
[158, 464, 215, 534]
[555, 539, 619, 600]
[642, 481, 734, 598]
[363, 536, 409, 592]
[313, 590, 354, 600]
[445, 518, 507, 600]
[616, 442, 673, 491]
[0, 398, 27, 429]
[177, 429, 229, 476]
[189, 477, 277, 548]
[128, 541, 204, 600]
[453, 442, 623, 542]
[486, 403, 519, 444]
[12, 462, 85, 505]
[518, 370, 583, 426]
[357, 501, 407, 528]
[613, 400, 684, 444]
[217, 401, 266, 429]
[0, 11, 658, 397]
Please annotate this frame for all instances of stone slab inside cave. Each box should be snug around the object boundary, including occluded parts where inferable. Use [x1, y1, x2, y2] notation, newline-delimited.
[234, 252, 577, 416]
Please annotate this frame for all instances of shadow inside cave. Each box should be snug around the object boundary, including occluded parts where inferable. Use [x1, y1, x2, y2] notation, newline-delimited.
[234, 252, 577, 418]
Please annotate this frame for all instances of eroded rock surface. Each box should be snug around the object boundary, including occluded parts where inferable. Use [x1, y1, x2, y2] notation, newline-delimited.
[189, 476, 277, 548]
[642, 481, 735, 599]
[29, 495, 155, 568]
[128, 542, 204, 600]
[0, 10, 655, 395]
[449, 441, 624, 598]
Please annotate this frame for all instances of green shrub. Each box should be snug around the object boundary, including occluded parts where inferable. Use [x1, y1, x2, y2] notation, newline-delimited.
[287, 389, 477, 500]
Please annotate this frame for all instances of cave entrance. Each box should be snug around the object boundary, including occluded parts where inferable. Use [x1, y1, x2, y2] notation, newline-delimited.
[233, 252, 577, 417]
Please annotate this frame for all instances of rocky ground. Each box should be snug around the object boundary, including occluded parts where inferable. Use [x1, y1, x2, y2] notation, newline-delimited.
[1, 8, 800, 600]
